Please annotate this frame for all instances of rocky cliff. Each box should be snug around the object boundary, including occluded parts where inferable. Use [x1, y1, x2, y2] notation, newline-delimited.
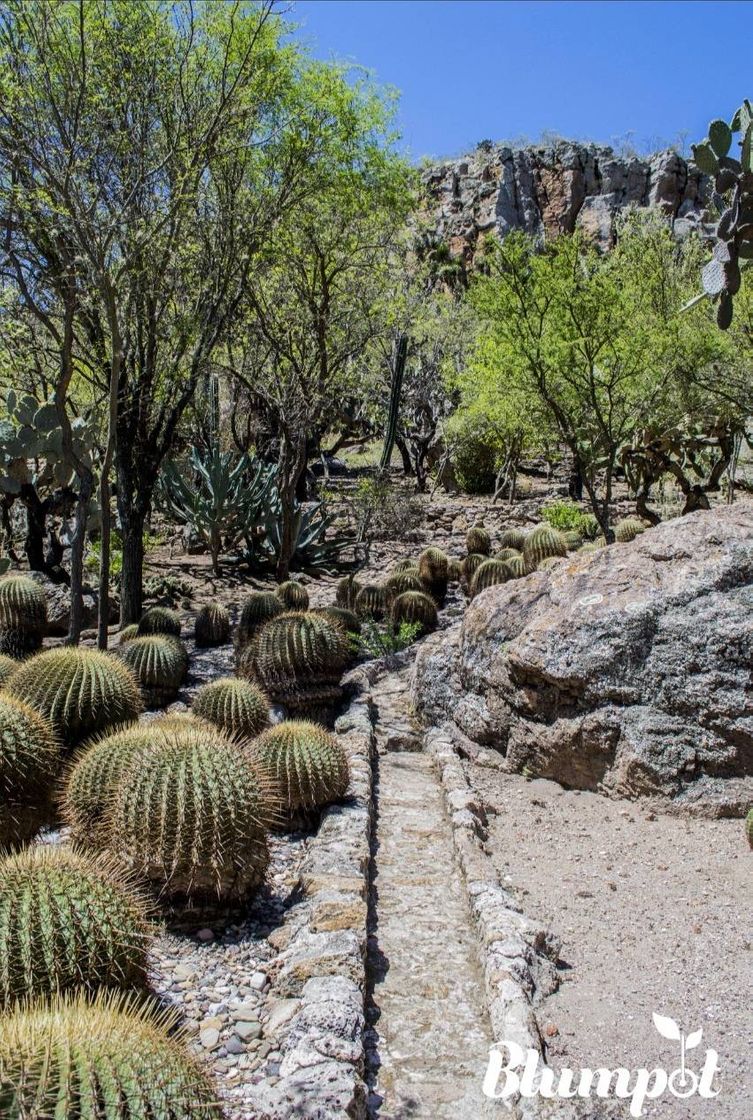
[421, 139, 711, 266]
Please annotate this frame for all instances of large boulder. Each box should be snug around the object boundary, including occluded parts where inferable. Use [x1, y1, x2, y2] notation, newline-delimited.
[414, 505, 753, 816]
[26, 572, 117, 635]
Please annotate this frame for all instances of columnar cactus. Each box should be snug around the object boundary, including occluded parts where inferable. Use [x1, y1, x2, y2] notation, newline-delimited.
[240, 611, 350, 712]
[137, 606, 182, 637]
[193, 677, 269, 740]
[466, 526, 491, 555]
[194, 603, 230, 647]
[250, 720, 349, 827]
[0, 694, 59, 850]
[498, 528, 526, 551]
[418, 546, 449, 601]
[470, 558, 513, 597]
[276, 580, 309, 611]
[108, 720, 270, 900]
[5, 648, 141, 746]
[0, 846, 151, 1006]
[0, 992, 223, 1119]
[614, 518, 646, 543]
[0, 574, 47, 658]
[117, 635, 188, 709]
[384, 568, 424, 599]
[237, 591, 284, 647]
[355, 583, 389, 621]
[522, 525, 568, 571]
[390, 590, 438, 634]
[335, 574, 361, 610]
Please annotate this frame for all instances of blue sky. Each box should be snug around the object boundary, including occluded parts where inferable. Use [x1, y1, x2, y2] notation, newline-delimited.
[293, 1, 752, 161]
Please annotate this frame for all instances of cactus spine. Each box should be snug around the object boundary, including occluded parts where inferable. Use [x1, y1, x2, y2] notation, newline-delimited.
[137, 606, 182, 637]
[192, 677, 269, 740]
[0, 574, 47, 658]
[250, 720, 349, 827]
[276, 580, 309, 611]
[0, 694, 59, 850]
[194, 603, 230, 647]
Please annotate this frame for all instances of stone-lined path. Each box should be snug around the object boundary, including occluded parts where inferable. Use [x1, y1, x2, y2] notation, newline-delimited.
[365, 667, 497, 1119]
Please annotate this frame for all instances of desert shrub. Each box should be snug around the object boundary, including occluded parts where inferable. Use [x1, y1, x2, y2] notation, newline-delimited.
[540, 500, 600, 538]
[353, 620, 422, 658]
[445, 412, 500, 494]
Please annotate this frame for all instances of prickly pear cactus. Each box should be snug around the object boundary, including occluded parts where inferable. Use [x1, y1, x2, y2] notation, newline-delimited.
[466, 526, 491, 555]
[237, 592, 284, 647]
[276, 580, 309, 611]
[250, 719, 349, 828]
[0, 846, 151, 1006]
[5, 648, 141, 747]
[0, 574, 47, 658]
[0, 694, 59, 850]
[137, 606, 182, 638]
[522, 525, 567, 572]
[117, 635, 188, 709]
[390, 590, 438, 634]
[0, 991, 223, 1119]
[194, 603, 230, 647]
[193, 677, 269, 740]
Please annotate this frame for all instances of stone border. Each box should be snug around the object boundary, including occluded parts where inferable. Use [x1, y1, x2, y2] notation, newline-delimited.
[243, 668, 375, 1119]
[423, 720, 562, 1119]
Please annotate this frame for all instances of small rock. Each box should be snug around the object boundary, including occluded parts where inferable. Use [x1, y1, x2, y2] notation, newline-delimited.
[248, 971, 267, 991]
[196, 928, 215, 942]
[226, 1036, 246, 1055]
[199, 1027, 220, 1050]
[234, 1020, 262, 1041]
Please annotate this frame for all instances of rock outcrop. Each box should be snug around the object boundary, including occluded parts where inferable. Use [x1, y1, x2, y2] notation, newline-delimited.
[421, 140, 711, 265]
[413, 504, 753, 816]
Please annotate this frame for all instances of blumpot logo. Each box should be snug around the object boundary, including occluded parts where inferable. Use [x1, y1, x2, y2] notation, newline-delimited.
[482, 1013, 721, 1116]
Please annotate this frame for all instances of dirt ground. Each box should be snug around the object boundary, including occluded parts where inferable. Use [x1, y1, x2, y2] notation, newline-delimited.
[468, 755, 752, 1119]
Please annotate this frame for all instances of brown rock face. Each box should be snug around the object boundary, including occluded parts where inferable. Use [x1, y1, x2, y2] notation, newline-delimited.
[421, 140, 710, 267]
[413, 505, 753, 815]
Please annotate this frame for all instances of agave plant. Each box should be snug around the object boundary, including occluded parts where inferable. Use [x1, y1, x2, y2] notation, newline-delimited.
[259, 494, 353, 573]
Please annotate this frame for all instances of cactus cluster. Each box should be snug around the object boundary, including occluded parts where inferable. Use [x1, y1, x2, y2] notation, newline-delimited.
[563, 530, 583, 551]
[137, 606, 182, 637]
[0, 694, 59, 850]
[276, 580, 309, 610]
[494, 547, 520, 562]
[466, 526, 491, 555]
[0, 991, 223, 1120]
[390, 590, 438, 634]
[460, 552, 486, 591]
[355, 583, 389, 621]
[250, 720, 349, 828]
[522, 525, 567, 571]
[193, 677, 269, 740]
[0, 574, 47, 658]
[0, 846, 151, 1006]
[118, 635, 188, 708]
[390, 559, 416, 573]
[5, 648, 141, 746]
[470, 558, 512, 597]
[194, 603, 230, 647]
[506, 554, 528, 578]
[236, 591, 284, 647]
[418, 546, 449, 601]
[614, 518, 646, 543]
[241, 611, 350, 712]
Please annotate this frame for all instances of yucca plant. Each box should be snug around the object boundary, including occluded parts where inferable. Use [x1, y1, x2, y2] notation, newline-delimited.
[0, 574, 47, 658]
[250, 720, 349, 828]
[335, 574, 361, 611]
[194, 603, 230, 647]
[240, 611, 350, 713]
[418, 546, 449, 601]
[0, 694, 59, 850]
[390, 590, 438, 635]
[470, 558, 512, 598]
[355, 583, 389, 621]
[522, 525, 568, 572]
[5, 648, 141, 747]
[276, 580, 309, 610]
[107, 720, 270, 901]
[0, 991, 223, 1119]
[466, 526, 491, 555]
[137, 606, 182, 637]
[614, 517, 646, 543]
[192, 677, 269, 740]
[0, 846, 151, 1006]
[118, 635, 188, 708]
[498, 528, 526, 552]
[236, 591, 283, 647]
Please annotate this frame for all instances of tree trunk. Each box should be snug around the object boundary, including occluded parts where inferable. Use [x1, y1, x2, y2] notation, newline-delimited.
[380, 335, 408, 471]
[275, 430, 306, 582]
[67, 470, 94, 644]
[120, 509, 146, 625]
[20, 486, 47, 572]
[395, 435, 413, 476]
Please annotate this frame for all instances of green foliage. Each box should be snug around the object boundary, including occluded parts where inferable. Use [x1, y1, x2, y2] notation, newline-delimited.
[0, 694, 59, 850]
[0, 846, 150, 1007]
[260, 495, 354, 573]
[251, 720, 349, 825]
[193, 678, 269, 741]
[445, 412, 500, 494]
[143, 572, 192, 605]
[351, 619, 422, 658]
[87, 531, 164, 582]
[470, 558, 512, 598]
[384, 568, 424, 598]
[614, 518, 647, 543]
[390, 590, 437, 634]
[108, 719, 270, 901]
[0, 574, 47, 658]
[355, 583, 389, 621]
[5, 648, 141, 747]
[335, 575, 362, 611]
[541, 501, 596, 536]
[241, 611, 351, 712]
[138, 606, 182, 638]
[194, 604, 230, 648]
[523, 525, 568, 571]
[276, 580, 309, 611]
[417, 546, 449, 600]
[0, 991, 222, 1119]
[466, 526, 491, 555]
[118, 635, 188, 709]
[237, 592, 284, 647]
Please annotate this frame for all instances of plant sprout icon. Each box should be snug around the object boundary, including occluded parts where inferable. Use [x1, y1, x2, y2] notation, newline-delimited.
[652, 1013, 703, 1094]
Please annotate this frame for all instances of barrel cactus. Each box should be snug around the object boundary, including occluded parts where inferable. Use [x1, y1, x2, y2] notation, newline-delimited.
[390, 590, 438, 635]
[0, 846, 151, 1006]
[276, 580, 309, 611]
[447, 557, 461, 583]
[470, 558, 513, 597]
[250, 720, 349, 828]
[0, 694, 59, 850]
[538, 555, 565, 571]
[108, 720, 270, 900]
[193, 677, 269, 740]
[506, 554, 528, 578]
[194, 603, 230, 647]
[498, 528, 526, 551]
[137, 606, 182, 637]
[523, 525, 568, 571]
[418, 546, 449, 601]
[746, 807, 753, 849]
[0, 574, 47, 658]
[466, 526, 491, 556]
[355, 583, 389, 621]
[240, 611, 350, 712]
[312, 605, 361, 634]
[0, 654, 15, 685]
[118, 623, 140, 644]
[384, 568, 424, 599]
[0, 991, 222, 1119]
[460, 552, 486, 592]
[390, 559, 416, 573]
[5, 648, 141, 746]
[237, 591, 284, 647]
[563, 530, 583, 551]
[615, 517, 646, 543]
[335, 574, 361, 610]
[494, 547, 521, 562]
[118, 635, 188, 708]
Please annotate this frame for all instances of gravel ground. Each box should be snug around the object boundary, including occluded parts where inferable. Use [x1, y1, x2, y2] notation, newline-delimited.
[468, 758, 752, 1120]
